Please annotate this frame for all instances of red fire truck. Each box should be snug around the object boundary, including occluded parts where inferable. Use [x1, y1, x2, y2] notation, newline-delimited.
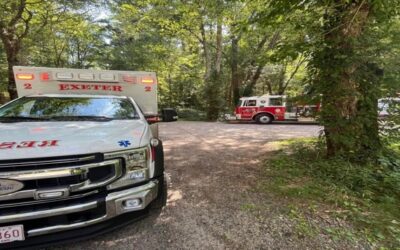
[233, 95, 321, 124]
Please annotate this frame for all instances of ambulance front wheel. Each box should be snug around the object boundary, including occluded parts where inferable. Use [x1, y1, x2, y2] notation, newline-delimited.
[256, 114, 273, 124]
[151, 173, 168, 211]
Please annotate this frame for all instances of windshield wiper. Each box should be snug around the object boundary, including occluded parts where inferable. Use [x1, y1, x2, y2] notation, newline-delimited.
[48, 116, 114, 121]
[0, 116, 50, 122]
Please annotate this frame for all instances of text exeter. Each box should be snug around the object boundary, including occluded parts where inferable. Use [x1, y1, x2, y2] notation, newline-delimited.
[59, 83, 123, 92]
[0, 140, 59, 149]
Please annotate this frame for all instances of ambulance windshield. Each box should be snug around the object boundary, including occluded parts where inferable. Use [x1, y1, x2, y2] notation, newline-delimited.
[0, 96, 139, 121]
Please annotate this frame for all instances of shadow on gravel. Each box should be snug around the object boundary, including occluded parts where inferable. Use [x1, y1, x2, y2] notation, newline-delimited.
[49, 122, 322, 250]
[225, 121, 319, 125]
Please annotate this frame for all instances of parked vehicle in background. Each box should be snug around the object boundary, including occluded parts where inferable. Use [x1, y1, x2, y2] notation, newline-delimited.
[0, 66, 176, 249]
[378, 97, 400, 118]
[234, 95, 320, 124]
[234, 95, 397, 124]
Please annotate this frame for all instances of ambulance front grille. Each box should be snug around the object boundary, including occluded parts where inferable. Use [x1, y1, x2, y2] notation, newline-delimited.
[0, 154, 123, 204]
[0, 153, 103, 171]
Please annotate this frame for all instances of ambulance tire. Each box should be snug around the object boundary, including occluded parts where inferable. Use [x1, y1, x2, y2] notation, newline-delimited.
[153, 140, 164, 177]
[256, 114, 273, 124]
[151, 141, 167, 211]
[151, 173, 168, 211]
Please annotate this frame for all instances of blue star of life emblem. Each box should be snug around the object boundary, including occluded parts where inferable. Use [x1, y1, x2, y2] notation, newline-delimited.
[118, 140, 131, 148]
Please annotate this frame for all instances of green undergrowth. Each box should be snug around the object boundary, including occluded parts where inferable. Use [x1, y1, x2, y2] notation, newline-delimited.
[260, 138, 400, 248]
[176, 108, 207, 121]
[388, 141, 400, 155]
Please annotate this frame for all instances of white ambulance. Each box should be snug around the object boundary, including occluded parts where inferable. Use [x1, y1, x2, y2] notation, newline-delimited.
[0, 66, 175, 249]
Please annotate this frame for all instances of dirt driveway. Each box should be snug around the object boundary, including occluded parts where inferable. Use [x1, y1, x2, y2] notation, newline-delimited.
[52, 121, 322, 250]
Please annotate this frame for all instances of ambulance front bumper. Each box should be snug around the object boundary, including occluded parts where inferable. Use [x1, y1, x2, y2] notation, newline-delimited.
[29, 180, 158, 237]
[2, 180, 158, 249]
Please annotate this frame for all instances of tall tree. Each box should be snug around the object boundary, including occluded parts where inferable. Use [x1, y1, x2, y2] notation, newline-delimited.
[0, 0, 95, 99]
[311, 1, 387, 159]
[265, 0, 400, 159]
[0, 0, 35, 99]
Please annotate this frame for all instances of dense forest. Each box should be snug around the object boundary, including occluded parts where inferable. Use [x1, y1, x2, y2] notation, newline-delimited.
[1, 1, 400, 246]
[0, 0, 399, 159]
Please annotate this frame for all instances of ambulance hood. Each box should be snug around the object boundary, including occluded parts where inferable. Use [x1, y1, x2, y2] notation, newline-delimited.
[0, 120, 148, 160]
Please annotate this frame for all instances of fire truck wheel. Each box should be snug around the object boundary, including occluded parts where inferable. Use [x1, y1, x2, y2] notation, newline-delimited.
[256, 114, 273, 124]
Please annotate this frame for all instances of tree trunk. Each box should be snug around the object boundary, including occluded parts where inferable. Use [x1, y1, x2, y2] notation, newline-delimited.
[231, 36, 240, 105]
[6, 59, 18, 100]
[318, 1, 376, 159]
[205, 20, 223, 120]
[0, 30, 21, 100]
[200, 18, 211, 82]
[1, 37, 20, 100]
[1, 35, 20, 100]
[277, 64, 286, 95]
[278, 55, 306, 95]
[167, 73, 173, 106]
[215, 22, 222, 74]
[266, 80, 273, 94]
[0, 0, 31, 100]
[240, 31, 281, 97]
[242, 65, 263, 96]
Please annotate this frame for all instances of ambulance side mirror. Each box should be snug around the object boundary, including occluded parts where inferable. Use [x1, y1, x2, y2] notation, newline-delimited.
[161, 108, 178, 122]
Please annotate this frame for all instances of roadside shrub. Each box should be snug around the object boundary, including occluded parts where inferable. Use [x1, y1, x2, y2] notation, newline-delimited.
[265, 139, 400, 247]
[277, 140, 400, 198]
[177, 108, 207, 121]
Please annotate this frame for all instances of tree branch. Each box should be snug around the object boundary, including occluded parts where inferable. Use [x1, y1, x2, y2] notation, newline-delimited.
[17, 8, 33, 40]
[282, 54, 306, 92]
[242, 30, 281, 85]
[8, 0, 26, 27]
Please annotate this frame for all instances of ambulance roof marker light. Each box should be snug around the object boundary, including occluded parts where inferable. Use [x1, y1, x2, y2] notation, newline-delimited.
[40, 72, 50, 81]
[16, 73, 34, 80]
[141, 77, 154, 84]
[56, 72, 73, 79]
[79, 73, 94, 80]
[122, 74, 136, 83]
[100, 73, 115, 81]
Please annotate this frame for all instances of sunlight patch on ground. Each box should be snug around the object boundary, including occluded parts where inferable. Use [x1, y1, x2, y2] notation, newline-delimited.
[167, 189, 183, 206]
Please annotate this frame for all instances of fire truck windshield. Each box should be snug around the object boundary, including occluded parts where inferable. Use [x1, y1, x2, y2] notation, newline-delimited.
[269, 97, 283, 106]
[0, 96, 139, 121]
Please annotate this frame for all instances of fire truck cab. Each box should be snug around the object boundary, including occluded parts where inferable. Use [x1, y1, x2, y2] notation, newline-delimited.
[235, 95, 288, 124]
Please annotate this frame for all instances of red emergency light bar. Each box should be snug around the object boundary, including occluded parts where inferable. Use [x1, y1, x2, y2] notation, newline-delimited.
[16, 73, 34, 80]
[40, 72, 50, 81]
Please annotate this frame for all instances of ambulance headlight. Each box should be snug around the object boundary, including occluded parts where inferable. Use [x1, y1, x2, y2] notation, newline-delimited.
[105, 147, 149, 190]
[126, 150, 147, 166]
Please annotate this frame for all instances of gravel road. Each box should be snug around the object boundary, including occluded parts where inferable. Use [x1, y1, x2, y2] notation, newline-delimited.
[50, 121, 338, 250]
